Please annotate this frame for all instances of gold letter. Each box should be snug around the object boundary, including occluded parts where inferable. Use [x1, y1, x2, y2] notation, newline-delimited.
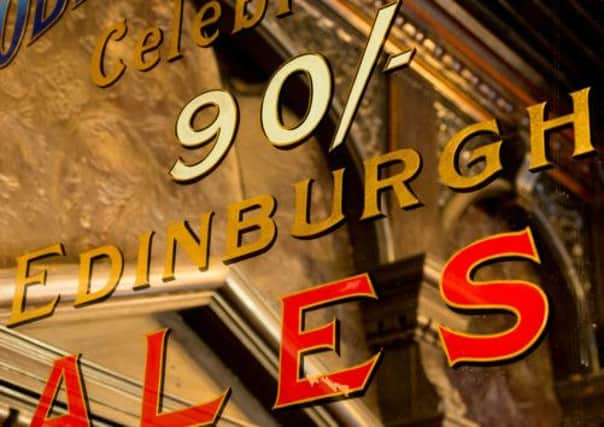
[232, 0, 267, 34]
[291, 169, 345, 238]
[361, 149, 421, 221]
[8, 244, 65, 327]
[276, 0, 293, 17]
[224, 195, 277, 263]
[438, 119, 503, 191]
[527, 87, 594, 171]
[90, 20, 128, 88]
[192, 1, 222, 47]
[134, 231, 155, 290]
[168, 0, 184, 61]
[134, 27, 163, 72]
[75, 245, 124, 307]
[163, 213, 213, 282]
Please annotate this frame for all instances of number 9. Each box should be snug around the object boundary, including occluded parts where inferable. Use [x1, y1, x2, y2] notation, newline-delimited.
[170, 90, 239, 182]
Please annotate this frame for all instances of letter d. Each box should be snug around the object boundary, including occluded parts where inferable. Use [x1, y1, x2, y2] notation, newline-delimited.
[31, 0, 67, 42]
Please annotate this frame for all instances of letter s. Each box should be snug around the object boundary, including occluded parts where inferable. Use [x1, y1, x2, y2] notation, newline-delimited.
[438, 228, 549, 366]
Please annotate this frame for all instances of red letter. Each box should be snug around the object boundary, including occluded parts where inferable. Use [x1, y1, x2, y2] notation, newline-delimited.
[438, 228, 549, 366]
[141, 329, 229, 426]
[31, 355, 90, 427]
[274, 274, 381, 408]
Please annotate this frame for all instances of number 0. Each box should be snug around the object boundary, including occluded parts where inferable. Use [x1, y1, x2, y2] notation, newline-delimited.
[261, 54, 332, 148]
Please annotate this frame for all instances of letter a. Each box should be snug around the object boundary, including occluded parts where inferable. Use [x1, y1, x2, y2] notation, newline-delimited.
[31, 355, 90, 427]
